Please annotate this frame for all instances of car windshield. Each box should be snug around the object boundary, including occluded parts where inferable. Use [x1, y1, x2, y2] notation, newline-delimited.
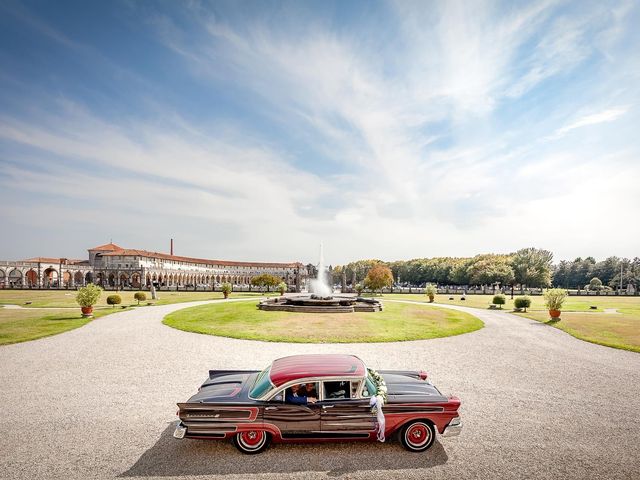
[249, 365, 273, 399]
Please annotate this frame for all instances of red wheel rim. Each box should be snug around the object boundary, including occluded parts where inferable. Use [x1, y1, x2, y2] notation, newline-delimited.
[240, 430, 264, 447]
[406, 423, 430, 448]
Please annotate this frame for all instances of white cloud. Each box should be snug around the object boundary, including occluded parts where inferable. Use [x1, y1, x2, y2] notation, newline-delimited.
[553, 106, 630, 137]
[1, 1, 639, 263]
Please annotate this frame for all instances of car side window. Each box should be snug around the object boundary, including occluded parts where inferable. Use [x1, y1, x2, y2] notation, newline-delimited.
[323, 380, 351, 400]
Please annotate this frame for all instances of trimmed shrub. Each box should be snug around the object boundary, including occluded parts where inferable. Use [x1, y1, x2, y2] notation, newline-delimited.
[514, 296, 531, 312]
[134, 292, 146, 305]
[492, 294, 506, 309]
[107, 294, 122, 307]
[355, 283, 364, 296]
[277, 282, 287, 296]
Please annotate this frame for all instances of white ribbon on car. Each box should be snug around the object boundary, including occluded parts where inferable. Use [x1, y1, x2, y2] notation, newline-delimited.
[369, 395, 386, 442]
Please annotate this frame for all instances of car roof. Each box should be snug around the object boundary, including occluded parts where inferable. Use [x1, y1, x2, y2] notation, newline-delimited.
[269, 354, 366, 387]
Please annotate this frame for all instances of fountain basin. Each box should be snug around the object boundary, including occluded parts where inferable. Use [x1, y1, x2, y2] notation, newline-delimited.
[258, 294, 382, 313]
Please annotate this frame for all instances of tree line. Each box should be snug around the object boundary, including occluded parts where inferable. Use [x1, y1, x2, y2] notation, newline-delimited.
[331, 248, 640, 290]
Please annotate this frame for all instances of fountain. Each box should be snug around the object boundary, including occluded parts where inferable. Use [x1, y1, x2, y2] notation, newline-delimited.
[258, 243, 382, 313]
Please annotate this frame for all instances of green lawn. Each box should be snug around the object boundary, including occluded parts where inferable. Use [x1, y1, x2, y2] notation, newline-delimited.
[381, 293, 640, 353]
[0, 290, 269, 308]
[0, 290, 271, 345]
[0, 307, 129, 346]
[518, 311, 640, 353]
[380, 293, 640, 313]
[163, 300, 483, 343]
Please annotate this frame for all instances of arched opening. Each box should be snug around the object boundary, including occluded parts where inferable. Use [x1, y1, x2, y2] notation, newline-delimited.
[85, 272, 93, 284]
[0, 269, 5, 287]
[43, 268, 58, 288]
[96, 272, 104, 286]
[25, 269, 38, 287]
[107, 273, 115, 287]
[119, 273, 129, 288]
[63, 271, 72, 287]
[131, 273, 141, 288]
[74, 271, 84, 285]
[8, 269, 23, 287]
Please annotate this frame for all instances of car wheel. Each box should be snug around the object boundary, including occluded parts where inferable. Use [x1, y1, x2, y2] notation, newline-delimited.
[400, 421, 435, 452]
[232, 430, 271, 454]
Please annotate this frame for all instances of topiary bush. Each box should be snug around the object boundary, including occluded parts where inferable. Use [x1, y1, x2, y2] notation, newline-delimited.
[514, 296, 531, 312]
[107, 294, 122, 307]
[492, 294, 506, 309]
[355, 283, 364, 295]
[277, 282, 287, 296]
[134, 292, 146, 305]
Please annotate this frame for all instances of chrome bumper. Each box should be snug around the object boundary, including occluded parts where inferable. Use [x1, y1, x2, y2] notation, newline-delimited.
[173, 422, 187, 439]
[442, 416, 462, 437]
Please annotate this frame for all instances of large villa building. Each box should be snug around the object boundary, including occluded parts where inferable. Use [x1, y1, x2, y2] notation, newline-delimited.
[0, 242, 307, 291]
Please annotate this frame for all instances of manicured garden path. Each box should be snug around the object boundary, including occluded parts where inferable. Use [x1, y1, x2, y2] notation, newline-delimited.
[0, 298, 638, 480]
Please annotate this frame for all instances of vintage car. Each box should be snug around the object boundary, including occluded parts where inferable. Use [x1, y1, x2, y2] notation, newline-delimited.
[174, 354, 462, 454]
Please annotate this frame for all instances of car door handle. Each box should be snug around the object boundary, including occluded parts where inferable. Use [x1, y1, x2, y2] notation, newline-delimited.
[265, 407, 278, 411]
[322, 405, 334, 409]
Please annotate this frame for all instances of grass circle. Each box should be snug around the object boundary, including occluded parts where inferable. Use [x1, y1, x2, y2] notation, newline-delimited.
[163, 300, 483, 343]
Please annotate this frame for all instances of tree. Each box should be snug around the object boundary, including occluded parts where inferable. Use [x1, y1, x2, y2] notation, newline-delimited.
[277, 282, 287, 296]
[251, 274, 281, 292]
[593, 257, 621, 286]
[364, 265, 394, 294]
[134, 292, 146, 305]
[343, 259, 385, 285]
[588, 277, 603, 291]
[467, 254, 515, 286]
[512, 248, 553, 289]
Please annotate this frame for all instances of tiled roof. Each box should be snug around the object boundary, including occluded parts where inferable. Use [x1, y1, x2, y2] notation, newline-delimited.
[88, 242, 123, 252]
[100, 248, 301, 268]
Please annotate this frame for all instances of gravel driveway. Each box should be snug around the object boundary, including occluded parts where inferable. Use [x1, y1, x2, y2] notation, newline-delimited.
[0, 298, 638, 480]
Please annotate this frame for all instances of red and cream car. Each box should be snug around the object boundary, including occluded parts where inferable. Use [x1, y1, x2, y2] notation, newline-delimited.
[174, 354, 462, 454]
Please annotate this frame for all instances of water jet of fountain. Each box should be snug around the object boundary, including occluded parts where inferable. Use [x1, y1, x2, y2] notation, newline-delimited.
[309, 242, 333, 297]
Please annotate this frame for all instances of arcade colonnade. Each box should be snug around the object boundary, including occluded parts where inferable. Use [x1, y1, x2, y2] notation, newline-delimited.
[0, 261, 92, 288]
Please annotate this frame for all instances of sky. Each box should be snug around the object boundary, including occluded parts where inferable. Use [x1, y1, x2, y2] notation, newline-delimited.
[0, 0, 638, 265]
